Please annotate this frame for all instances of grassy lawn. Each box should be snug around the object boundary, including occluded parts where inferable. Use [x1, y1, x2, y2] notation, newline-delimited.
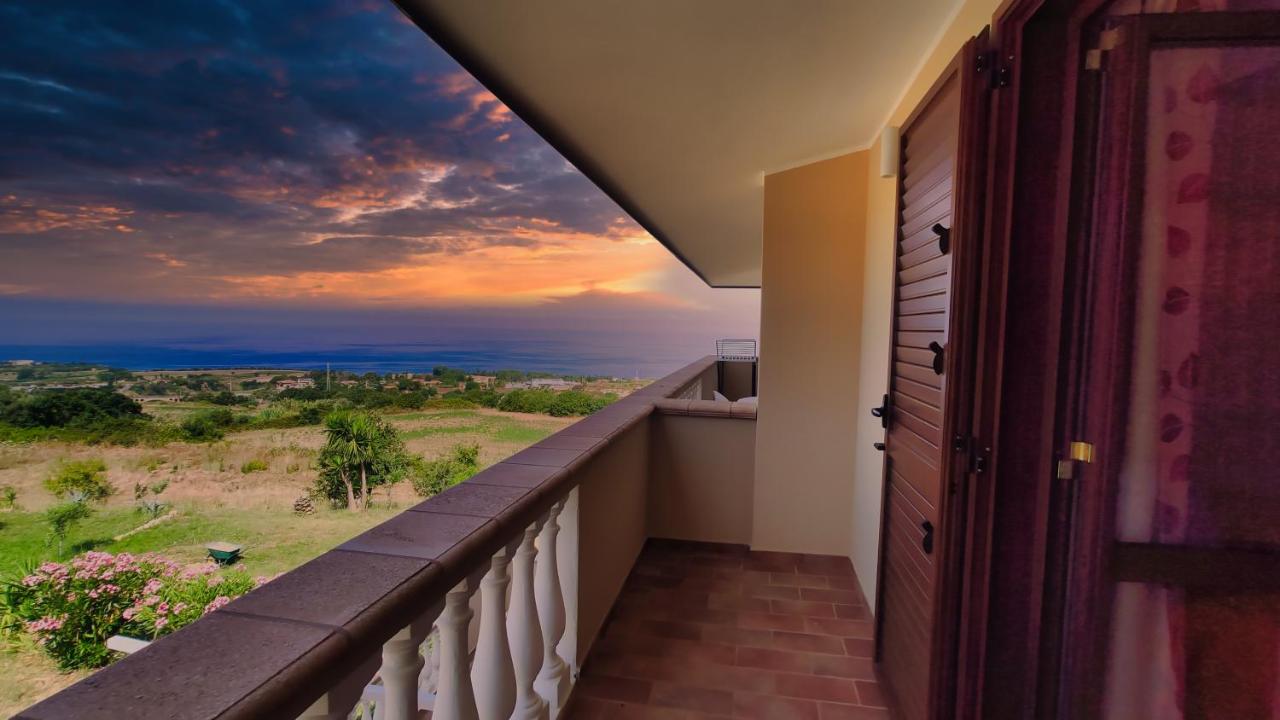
[0, 504, 407, 577]
[0, 406, 578, 715]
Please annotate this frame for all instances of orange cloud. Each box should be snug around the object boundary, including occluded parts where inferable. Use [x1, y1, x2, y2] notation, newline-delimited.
[207, 227, 675, 307]
[0, 195, 134, 234]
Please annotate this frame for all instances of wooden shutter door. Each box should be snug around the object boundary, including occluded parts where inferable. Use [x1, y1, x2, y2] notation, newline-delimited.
[875, 33, 989, 720]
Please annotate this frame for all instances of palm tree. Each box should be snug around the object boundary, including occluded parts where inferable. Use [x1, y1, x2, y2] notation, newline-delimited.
[322, 411, 380, 511]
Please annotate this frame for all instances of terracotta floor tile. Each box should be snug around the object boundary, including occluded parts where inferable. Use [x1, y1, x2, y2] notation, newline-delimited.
[738, 611, 807, 632]
[774, 673, 860, 704]
[801, 588, 865, 604]
[819, 702, 893, 719]
[769, 572, 829, 588]
[770, 599, 837, 618]
[651, 683, 735, 715]
[855, 681, 888, 708]
[732, 693, 821, 720]
[843, 638, 875, 658]
[736, 646, 811, 673]
[772, 631, 848, 655]
[577, 674, 653, 704]
[809, 654, 875, 680]
[569, 540, 891, 720]
[805, 617, 874, 639]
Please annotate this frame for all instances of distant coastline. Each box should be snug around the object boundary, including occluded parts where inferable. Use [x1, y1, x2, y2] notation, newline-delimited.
[0, 343, 685, 379]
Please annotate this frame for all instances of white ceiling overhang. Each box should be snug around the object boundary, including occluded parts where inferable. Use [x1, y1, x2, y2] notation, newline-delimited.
[396, 0, 960, 287]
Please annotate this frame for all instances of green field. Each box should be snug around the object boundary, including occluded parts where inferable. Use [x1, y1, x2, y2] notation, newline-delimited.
[0, 405, 577, 716]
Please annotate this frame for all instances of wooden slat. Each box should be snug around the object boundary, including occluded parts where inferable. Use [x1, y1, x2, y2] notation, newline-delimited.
[901, 192, 955, 239]
[899, 241, 943, 272]
[899, 253, 950, 285]
[898, 273, 949, 301]
[893, 403, 942, 446]
[886, 444, 941, 506]
[895, 361, 942, 390]
[896, 312, 947, 332]
[902, 160, 954, 206]
[898, 292, 947, 316]
[897, 330, 944, 349]
[900, 211, 954, 255]
[901, 176, 954, 225]
[893, 391, 943, 427]
[895, 376, 943, 409]
[895, 346, 936, 367]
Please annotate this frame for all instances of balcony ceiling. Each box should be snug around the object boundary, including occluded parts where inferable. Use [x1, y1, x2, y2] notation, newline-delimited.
[396, 0, 959, 287]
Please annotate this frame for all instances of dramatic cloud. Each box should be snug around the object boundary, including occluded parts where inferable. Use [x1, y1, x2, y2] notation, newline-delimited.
[0, 1, 758, 371]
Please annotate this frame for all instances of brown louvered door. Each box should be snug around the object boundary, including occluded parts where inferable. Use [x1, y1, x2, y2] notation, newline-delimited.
[875, 33, 989, 720]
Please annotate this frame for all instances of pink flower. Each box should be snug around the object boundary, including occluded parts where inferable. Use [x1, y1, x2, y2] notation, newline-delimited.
[172, 602, 188, 614]
[21, 575, 41, 587]
[206, 575, 224, 588]
[203, 596, 232, 614]
[156, 602, 170, 615]
[154, 617, 168, 629]
[123, 608, 137, 620]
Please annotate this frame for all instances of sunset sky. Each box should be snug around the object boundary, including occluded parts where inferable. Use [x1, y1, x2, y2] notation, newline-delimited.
[0, 1, 758, 373]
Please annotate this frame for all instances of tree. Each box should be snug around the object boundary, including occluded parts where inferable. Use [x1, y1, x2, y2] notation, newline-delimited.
[44, 459, 113, 502]
[316, 411, 408, 510]
[42, 459, 112, 555]
[44, 501, 93, 556]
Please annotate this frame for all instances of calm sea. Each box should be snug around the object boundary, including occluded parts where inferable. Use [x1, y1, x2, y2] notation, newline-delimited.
[0, 342, 703, 379]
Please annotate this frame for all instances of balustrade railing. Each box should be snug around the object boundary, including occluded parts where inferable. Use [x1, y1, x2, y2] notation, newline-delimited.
[16, 357, 723, 720]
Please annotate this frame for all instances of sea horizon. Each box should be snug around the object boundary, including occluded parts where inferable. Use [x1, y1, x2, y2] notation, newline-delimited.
[0, 342, 707, 379]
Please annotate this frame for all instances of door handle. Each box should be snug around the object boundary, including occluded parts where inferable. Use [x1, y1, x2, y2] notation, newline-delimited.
[928, 341, 946, 375]
[874, 442, 886, 452]
[921, 521, 935, 554]
[933, 223, 951, 255]
[870, 393, 890, 428]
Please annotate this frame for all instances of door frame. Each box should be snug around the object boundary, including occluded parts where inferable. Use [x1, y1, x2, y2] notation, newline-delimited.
[973, 2, 1280, 718]
[871, 30, 992, 720]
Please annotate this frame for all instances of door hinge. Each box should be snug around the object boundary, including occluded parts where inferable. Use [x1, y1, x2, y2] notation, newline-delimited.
[1085, 28, 1123, 71]
[1069, 441, 1096, 463]
[1057, 441, 1096, 479]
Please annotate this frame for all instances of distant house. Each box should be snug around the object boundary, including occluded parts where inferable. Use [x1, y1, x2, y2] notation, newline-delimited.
[275, 377, 315, 390]
[526, 378, 576, 391]
[7, 359, 36, 366]
[471, 375, 496, 386]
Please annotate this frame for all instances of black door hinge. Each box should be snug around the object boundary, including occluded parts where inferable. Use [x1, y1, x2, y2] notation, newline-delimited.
[973, 445, 991, 474]
[996, 57, 1013, 88]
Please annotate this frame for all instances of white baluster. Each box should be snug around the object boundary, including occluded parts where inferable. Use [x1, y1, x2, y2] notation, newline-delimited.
[509, 519, 548, 720]
[534, 500, 570, 715]
[379, 605, 441, 720]
[434, 572, 483, 720]
[555, 488, 579, 682]
[473, 542, 519, 720]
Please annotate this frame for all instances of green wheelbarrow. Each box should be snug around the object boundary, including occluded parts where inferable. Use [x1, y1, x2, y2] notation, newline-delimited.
[206, 542, 243, 566]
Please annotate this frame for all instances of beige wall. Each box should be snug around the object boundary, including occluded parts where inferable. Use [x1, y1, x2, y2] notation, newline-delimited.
[720, 361, 757, 401]
[649, 413, 755, 545]
[754, 151, 868, 556]
[850, 0, 1007, 605]
[574, 419, 650, 661]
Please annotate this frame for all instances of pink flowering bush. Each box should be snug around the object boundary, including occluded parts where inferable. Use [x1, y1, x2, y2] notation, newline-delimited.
[2, 551, 263, 669]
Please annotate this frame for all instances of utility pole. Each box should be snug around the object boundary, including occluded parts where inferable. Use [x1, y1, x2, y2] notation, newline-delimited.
[326, 362, 331, 392]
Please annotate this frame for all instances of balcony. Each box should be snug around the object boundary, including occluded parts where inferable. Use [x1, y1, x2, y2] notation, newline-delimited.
[13, 356, 886, 720]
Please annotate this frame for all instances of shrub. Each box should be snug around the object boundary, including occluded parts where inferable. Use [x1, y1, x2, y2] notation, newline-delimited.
[1, 485, 18, 510]
[409, 443, 481, 497]
[3, 552, 263, 669]
[133, 479, 170, 519]
[240, 459, 269, 474]
[44, 459, 113, 502]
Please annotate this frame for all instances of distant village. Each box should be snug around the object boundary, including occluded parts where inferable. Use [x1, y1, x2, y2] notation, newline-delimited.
[0, 360, 636, 401]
